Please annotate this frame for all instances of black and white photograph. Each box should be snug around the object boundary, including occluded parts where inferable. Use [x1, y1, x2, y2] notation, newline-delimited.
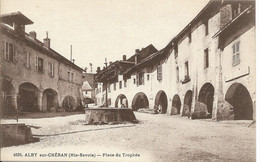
[0, 0, 257, 161]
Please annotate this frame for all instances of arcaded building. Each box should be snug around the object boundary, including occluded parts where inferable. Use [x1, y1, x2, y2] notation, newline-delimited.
[0, 12, 84, 115]
[95, 0, 255, 120]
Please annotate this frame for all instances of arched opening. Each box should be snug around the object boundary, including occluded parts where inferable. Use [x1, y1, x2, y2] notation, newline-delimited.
[198, 83, 215, 117]
[62, 95, 76, 111]
[225, 83, 253, 120]
[1, 79, 16, 114]
[132, 92, 149, 111]
[172, 94, 181, 115]
[154, 90, 168, 114]
[43, 88, 58, 112]
[18, 82, 39, 112]
[183, 90, 192, 116]
[115, 94, 128, 108]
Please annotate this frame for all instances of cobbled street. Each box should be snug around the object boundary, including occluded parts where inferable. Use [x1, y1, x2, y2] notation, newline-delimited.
[1, 112, 255, 162]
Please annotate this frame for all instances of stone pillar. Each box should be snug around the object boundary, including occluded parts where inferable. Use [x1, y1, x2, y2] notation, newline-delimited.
[13, 93, 18, 111]
[37, 91, 43, 111]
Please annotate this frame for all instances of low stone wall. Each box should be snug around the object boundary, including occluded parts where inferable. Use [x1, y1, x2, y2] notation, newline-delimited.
[85, 108, 137, 124]
[0, 123, 39, 147]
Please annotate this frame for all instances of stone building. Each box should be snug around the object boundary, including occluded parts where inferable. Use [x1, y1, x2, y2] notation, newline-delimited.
[0, 12, 84, 115]
[95, 0, 255, 120]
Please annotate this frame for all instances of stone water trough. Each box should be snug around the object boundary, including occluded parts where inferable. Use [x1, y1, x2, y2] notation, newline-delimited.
[85, 108, 137, 124]
[0, 123, 39, 147]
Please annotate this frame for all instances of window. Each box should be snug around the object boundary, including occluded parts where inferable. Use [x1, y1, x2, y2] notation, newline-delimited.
[133, 78, 136, 84]
[232, 3, 241, 18]
[137, 73, 144, 86]
[67, 71, 74, 82]
[157, 65, 162, 81]
[4, 41, 16, 63]
[176, 66, 179, 82]
[232, 41, 240, 66]
[119, 81, 122, 89]
[204, 20, 209, 36]
[35, 56, 43, 73]
[108, 84, 111, 92]
[147, 74, 150, 81]
[26, 52, 31, 68]
[124, 80, 127, 87]
[48, 62, 54, 77]
[185, 61, 189, 78]
[204, 48, 209, 69]
[114, 83, 116, 90]
[188, 32, 192, 43]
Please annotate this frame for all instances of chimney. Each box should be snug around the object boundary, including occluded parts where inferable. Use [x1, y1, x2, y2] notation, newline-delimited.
[97, 67, 101, 73]
[14, 23, 25, 37]
[43, 32, 50, 49]
[135, 49, 140, 65]
[122, 55, 127, 61]
[29, 31, 37, 40]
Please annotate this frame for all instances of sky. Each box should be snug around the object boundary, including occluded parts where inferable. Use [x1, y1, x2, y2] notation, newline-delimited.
[1, 0, 209, 73]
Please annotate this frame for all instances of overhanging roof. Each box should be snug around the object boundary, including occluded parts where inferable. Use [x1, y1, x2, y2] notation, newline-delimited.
[1, 11, 33, 26]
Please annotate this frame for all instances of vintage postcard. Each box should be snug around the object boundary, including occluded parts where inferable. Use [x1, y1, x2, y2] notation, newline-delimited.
[0, 0, 256, 161]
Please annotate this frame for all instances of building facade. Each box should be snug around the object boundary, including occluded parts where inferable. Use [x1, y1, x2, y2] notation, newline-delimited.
[0, 12, 84, 115]
[95, 0, 255, 120]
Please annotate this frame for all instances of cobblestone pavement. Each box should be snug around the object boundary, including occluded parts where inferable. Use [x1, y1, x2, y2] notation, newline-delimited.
[1, 112, 255, 162]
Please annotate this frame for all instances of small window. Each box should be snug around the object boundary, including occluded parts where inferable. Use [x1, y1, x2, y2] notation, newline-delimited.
[147, 74, 150, 81]
[35, 56, 44, 73]
[138, 73, 144, 85]
[204, 20, 209, 36]
[26, 52, 31, 68]
[185, 61, 189, 78]
[124, 80, 127, 87]
[204, 48, 209, 69]
[108, 84, 110, 92]
[67, 71, 74, 82]
[133, 78, 136, 84]
[48, 62, 54, 77]
[119, 81, 122, 89]
[188, 32, 192, 43]
[4, 41, 16, 63]
[176, 66, 179, 82]
[157, 65, 162, 81]
[114, 83, 116, 90]
[232, 41, 240, 66]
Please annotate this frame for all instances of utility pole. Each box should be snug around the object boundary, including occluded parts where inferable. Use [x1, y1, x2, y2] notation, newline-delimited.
[104, 58, 108, 107]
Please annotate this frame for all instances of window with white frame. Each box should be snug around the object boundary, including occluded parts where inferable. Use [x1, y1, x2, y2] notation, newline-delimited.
[48, 62, 54, 77]
[232, 41, 240, 66]
[4, 41, 16, 63]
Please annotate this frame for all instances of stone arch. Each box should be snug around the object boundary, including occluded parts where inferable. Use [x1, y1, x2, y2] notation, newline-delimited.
[62, 95, 76, 111]
[1, 79, 16, 114]
[154, 90, 168, 114]
[225, 83, 253, 120]
[182, 90, 192, 116]
[172, 94, 181, 115]
[198, 83, 215, 117]
[43, 88, 59, 112]
[132, 92, 149, 111]
[18, 82, 39, 112]
[115, 94, 128, 108]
